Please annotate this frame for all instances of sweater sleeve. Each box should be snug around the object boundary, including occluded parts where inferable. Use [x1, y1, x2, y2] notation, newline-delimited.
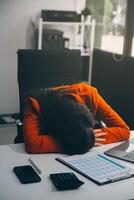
[23, 97, 61, 154]
[93, 88, 130, 144]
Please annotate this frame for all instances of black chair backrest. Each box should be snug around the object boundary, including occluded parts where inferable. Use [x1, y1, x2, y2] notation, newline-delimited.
[92, 48, 134, 129]
[18, 49, 83, 118]
[15, 49, 83, 143]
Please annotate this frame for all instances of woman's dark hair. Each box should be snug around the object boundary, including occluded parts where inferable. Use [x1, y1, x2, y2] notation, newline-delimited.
[29, 88, 95, 155]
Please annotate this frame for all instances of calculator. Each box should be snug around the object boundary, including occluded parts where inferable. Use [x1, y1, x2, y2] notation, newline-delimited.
[49, 172, 84, 190]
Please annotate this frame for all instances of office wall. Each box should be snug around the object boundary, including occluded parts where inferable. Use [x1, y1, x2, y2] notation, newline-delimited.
[0, 0, 80, 114]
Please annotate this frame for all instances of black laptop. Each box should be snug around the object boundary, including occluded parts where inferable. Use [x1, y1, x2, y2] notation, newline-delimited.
[104, 138, 134, 163]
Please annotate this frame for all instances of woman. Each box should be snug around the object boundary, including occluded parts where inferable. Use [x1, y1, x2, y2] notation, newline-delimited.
[23, 82, 130, 155]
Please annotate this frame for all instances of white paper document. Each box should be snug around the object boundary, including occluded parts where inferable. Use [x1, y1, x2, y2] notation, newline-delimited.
[56, 151, 134, 185]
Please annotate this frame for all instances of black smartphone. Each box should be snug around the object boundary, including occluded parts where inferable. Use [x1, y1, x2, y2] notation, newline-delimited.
[13, 165, 41, 184]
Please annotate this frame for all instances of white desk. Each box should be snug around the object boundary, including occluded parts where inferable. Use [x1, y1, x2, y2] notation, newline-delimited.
[1, 132, 134, 200]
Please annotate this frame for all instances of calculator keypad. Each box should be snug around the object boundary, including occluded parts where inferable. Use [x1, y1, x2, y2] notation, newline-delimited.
[49, 172, 84, 190]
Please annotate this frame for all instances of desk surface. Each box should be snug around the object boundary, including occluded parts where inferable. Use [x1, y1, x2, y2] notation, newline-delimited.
[1, 132, 134, 200]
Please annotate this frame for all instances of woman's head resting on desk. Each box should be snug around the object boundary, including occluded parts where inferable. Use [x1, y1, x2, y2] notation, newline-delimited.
[32, 89, 95, 155]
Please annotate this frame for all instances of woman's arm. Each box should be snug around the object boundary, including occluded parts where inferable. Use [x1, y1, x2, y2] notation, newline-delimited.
[81, 83, 130, 145]
[23, 97, 61, 154]
[93, 88, 130, 144]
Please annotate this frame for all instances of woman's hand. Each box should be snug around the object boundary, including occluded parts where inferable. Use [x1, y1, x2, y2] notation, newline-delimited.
[94, 129, 107, 146]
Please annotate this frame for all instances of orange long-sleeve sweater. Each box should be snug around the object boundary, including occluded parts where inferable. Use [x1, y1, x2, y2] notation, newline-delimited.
[23, 82, 130, 153]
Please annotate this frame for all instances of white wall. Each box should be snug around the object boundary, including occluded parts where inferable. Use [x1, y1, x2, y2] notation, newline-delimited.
[0, 0, 80, 114]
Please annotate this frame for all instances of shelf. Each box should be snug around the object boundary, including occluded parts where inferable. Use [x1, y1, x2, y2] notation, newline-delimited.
[41, 21, 92, 26]
[37, 17, 95, 83]
[38, 17, 95, 50]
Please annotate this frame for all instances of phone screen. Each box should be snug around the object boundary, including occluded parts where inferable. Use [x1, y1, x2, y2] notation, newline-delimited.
[13, 165, 41, 184]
